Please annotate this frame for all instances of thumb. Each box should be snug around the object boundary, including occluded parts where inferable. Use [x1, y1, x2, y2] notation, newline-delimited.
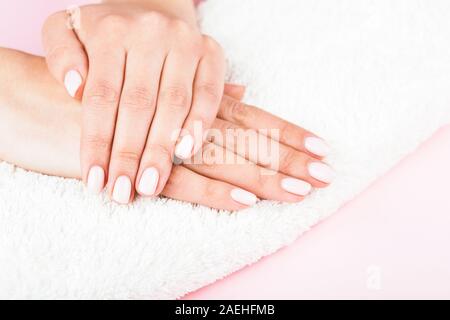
[42, 11, 88, 99]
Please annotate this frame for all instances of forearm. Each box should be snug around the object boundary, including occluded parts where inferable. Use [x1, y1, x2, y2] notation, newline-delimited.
[103, 0, 198, 27]
[0, 48, 81, 178]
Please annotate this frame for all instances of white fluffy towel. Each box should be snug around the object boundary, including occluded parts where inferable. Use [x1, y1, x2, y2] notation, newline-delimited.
[1, 0, 450, 299]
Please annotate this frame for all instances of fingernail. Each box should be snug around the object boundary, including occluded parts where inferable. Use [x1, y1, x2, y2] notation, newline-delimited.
[112, 176, 132, 204]
[304, 137, 331, 157]
[281, 178, 312, 196]
[138, 167, 159, 196]
[230, 188, 258, 206]
[64, 70, 82, 98]
[175, 135, 194, 159]
[87, 166, 105, 194]
[308, 162, 335, 183]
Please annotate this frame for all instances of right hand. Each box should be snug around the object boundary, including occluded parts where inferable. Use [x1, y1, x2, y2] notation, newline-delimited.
[163, 87, 334, 211]
[42, 3, 226, 204]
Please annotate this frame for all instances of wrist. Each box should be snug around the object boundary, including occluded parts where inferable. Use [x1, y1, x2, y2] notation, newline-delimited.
[0, 48, 81, 176]
[0, 49, 73, 115]
[103, 0, 198, 27]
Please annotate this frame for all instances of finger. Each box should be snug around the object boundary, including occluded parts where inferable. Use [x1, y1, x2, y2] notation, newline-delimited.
[208, 118, 334, 187]
[184, 143, 312, 201]
[138, 49, 199, 197]
[42, 11, 88, 99]
[224, 84, 246, 101]
[217, 95, 331, 158]
[177, 44, 226, 158]
[162, 165, 257, 211]
[81, 48, 126, 194]
[107, 49, 165, 204]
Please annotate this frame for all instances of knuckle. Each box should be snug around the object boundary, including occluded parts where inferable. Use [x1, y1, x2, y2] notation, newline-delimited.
[256, 172, 272, 189]
[196, 82, 221, 102]
[146, 143, 173, 163]
[83, 134, 111, 153]
[86, 81, 120, 107]
[279, 123, 296, 144]
[45, 45, 69, 66]
[227, 99, 248, 123]
[46, 45, 85, 70]
[98, 14, 128, 32]
[121, 87, 156, 112]
[189, 114, 212, 136]
[202, 178, 220, 200]
[164, 170, 179, 191]
[202, 35, 223, 54]
[280, 150, 295, 172]
[159, 85, 190, 109]
[113, 150, 141, 168]
[165, 20, 202, 52]
[280, 149, 301, 173]
[201, 143, 219, 166]
[138, 11, 168, 29]
[216, 119, 236, 132]
[171, 19, 192, 35]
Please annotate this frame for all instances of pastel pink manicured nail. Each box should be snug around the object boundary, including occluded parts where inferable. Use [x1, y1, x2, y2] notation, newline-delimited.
[87, 166, 105, 194]
[304, 137, 331, 157]
[64, 70, 82, 98]
[230, 188, 258, 206]
[138, 167, 159, 196]
[112, 176, 132, 204]
[308, 162, 335, 183]
[281, 178, 312, 196]
[175, 135, 194, 159]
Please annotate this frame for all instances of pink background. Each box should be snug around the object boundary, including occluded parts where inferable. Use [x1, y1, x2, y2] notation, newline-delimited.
[187, 127, 450, 299]
[2, 0, 450, 299]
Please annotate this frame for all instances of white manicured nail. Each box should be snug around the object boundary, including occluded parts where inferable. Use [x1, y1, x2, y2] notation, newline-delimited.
[230, 188, 258, 206]
[304, 137, 330, 157]
[281, 178, 312, 196]
[64, 70, 82, 98]
[138, 167, 159, 196]
[308, 162, 335, 183]
[112, 176, 132, 204]
[87, 166, 105, 194]
[175, 135, 194, 159]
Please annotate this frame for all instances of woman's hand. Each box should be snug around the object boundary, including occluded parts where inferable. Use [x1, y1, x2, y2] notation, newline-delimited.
[41, 2, 226, 204]
[172, 91, 334, 210]
[0, 48, 333, 211]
